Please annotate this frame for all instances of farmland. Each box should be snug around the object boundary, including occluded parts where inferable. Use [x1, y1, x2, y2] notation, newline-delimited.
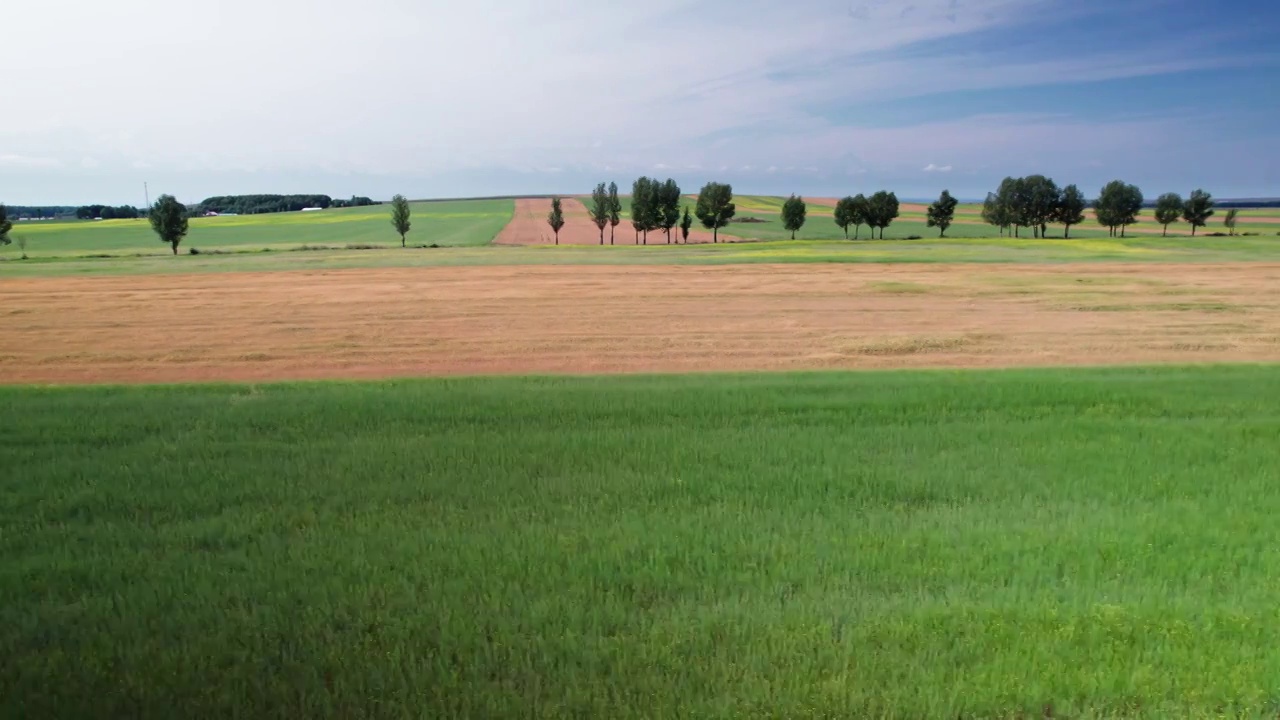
[6, 368, 1280, 718]
[6, 192, 1280, 717]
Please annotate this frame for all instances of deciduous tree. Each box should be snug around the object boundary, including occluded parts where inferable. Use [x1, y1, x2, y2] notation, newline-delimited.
[833, 196, 854, 239]
[148, 194, 189, 255]
[0, 203, 11, 246]
[1224, 208, 1239, 236]
[867, 190, 899, 239]
[390, 194, 411, 247]
[607, 182, 621, 245]
[680, 206, 693, 244]
[658, 179, 682, 244]
[1154, 192, 1184, 237]
[694, 182, 736, 244]
[850, 194, 870, 240]
[1023, 175, 1060, 238]
[1095, 180, 1143, 238]
[1056, 184, 1086, 239]
[547, 196, 565, 245]
[1182, 189, 1215, 236]
[631, 177, 656, 244]
[781, 194, 807, 239]
[589, 182, 611, 245]
[926, 189, 958, 237]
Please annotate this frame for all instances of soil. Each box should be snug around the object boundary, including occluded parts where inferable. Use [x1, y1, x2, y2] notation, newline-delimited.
[4, 263, 1280, 385]
[494, 198, 737, 246]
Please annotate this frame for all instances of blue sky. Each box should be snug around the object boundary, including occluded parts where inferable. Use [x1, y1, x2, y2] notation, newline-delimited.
[1, 0, 1277, 205]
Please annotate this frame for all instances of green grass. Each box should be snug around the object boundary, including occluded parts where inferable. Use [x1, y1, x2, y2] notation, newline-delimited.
[6, 366, 1280, 718]
[2, 199, 513, 256]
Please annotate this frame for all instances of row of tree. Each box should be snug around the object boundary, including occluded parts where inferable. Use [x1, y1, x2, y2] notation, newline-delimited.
[75, 204, 141, 220]
[194, 194, 343, 216]
[833, 192, 906, 239]
[981, 177, 1221, 238]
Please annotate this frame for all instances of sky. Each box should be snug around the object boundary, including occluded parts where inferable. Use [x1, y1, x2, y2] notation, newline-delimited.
[2, 0, 1278, 205]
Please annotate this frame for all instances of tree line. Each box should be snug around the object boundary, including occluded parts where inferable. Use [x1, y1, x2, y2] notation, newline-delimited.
[193, 194, 377, 216]
[75, 204, 141, 220]
[981, 177, 1220, 238]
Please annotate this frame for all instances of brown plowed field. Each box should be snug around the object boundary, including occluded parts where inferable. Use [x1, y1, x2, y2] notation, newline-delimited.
[4, 263, 1280, 385]
[494, 198, 736, 246]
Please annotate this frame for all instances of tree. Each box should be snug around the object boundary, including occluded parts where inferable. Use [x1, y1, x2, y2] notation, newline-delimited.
[1095, 180, 1143, 237]
[781, 194, 807, 240]
[680, 206, 693, 243]
[867, 191, 899, 239]
[0, 203, 11, 246]
[1022, 175, 1060, 238]
[850, 193, 870, 240]
[631, 177, 655, 244]
[657, 179, 682, 244]
[1182, 189, 1215, 236]
[694, 182, 736, 244]
[607, 182, 621, 245]
[148, 194, 189, 255]
[926, 189, 958, 237]
[1052, 184, 1086, 239]
[996, 177, 1024, 237]
[1154, 192, 1184, 237]
[16, 235, 27, 260]
[547, 196, 565, 245]
[833, 196, 855, 239]
[1224, 208, 1239, 236]
[390, 194, 412, 247]
[589, 182, 611, 245]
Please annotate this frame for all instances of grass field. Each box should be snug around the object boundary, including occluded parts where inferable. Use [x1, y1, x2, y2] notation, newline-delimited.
[3, 199, 513, 256]
[5, 367, 1280, 717]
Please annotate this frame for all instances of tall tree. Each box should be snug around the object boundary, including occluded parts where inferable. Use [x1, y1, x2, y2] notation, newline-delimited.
[680, 206, 693, 244]
[631, 177, 655, 244]
[867, 191, 899, 239]
[833, 196, 855, 239]
[390, 194, 412, 247]
[0, 203, 11, 246]
[996, 177, 1024, 237]
[781, 194, 807, 240]
[148, 194, 190, 255]
[1023, 175, 1060, 238]
[1182, 189, 1215, 236]
[850, 193, 870, 240]
[1095, 180, 1143, 238]
[1056, 184, 1087, 239]
[926, 189, 958, 238]
[589, 182, 611, 245]
[1154, 192, 1184, 237]
[981, 192, 1002, 235]
[694, 182, 736, 244]
[1224, 208, 1239, 236]
[658, 179, 682, 244]
[547, 196, 565, 245]
[607, 182, 621, 245]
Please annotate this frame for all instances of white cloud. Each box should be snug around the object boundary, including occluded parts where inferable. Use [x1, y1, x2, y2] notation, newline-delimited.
[923, 163, 953, 173]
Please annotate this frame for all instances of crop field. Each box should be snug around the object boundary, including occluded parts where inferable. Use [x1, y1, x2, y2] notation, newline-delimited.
[5, 368, 1280, 718]
[3, 199, 514, 257]
[6, 192, 1280, 717]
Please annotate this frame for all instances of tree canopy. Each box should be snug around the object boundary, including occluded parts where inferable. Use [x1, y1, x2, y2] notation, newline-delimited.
[657, 179, 682, 244]
[694, 182, 735, 244]
[1182, 189, 1215, 236]
[0, 204, 12, 246]
[589, 182, 611, 245]
[148, 195, 189, 255]
[1056, 184, 1087, 239]
[866, 191, 899, 239]
[680, 206, 693, 244]
[833, 196, 854, 239]
[390, 195, 412, 247]
[1224, 208, 1239, 236]
[926, 189, 958, 237]
[781, 194, 806, 239]
[547, 197, 565, 245]
[607, 182, 621, 245]
[849, 194, 870, 240]
[1154, 193, 1184, 236]
[1095, 180, 1144, 237]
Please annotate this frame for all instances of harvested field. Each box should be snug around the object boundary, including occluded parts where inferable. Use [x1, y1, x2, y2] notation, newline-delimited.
[494, 197, 733, 246]
[5, 263, 1280, 384]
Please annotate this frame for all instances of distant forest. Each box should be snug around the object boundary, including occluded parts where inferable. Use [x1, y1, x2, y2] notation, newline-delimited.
[195, 195, 379, 215]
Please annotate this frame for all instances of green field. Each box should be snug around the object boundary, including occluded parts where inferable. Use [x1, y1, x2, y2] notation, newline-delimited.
[5, 367, 1280, 717]
[3, 199, 514, 255]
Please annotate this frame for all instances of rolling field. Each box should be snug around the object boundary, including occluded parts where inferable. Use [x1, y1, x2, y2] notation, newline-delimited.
[2, 199, 514, 256]
[6, 368, 1280, 718]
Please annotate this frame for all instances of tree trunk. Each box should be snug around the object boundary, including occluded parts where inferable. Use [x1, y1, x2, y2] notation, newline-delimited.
[1041, 223, 1047, 238]
[555, 231, 559, 245]
[844, 226, 848, 239]
[854, 225, 860, 240]
[939, 227, 945, 238]
[1065, 224, 1071, 239]
[791, 230, 796, 240]
[611, 226, 615, 245]
[171, 241, 178, 255]
[599, 227, 604, 245]
[401, 234, 406, 248]
[1121, 225, 1126, 238]
[713, 227, 718, 244]
[1163, 224, 1168, 237]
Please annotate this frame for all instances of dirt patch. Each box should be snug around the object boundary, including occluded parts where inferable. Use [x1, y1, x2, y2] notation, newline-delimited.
[494, 198, 736, 246]
[4, 263, 1280, 384]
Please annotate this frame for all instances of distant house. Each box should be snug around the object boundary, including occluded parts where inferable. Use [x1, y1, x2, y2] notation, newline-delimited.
[301, 207, 324, 212]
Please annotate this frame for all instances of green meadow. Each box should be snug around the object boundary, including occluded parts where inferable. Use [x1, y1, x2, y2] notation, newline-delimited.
[3, 199, 514, 255]
[5, 367, 1280, 717]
